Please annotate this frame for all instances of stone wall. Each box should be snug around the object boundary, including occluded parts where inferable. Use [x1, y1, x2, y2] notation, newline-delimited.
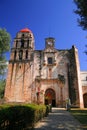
[81, 71, 87, 94]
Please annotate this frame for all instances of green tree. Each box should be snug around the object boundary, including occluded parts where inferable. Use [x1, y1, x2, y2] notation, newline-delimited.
[74, 0, 87, 54]
[0, 28, 11, 78]
[0, 80, 6, 98]
[74, 0, 87, 30]
[0, 28, 11, 98]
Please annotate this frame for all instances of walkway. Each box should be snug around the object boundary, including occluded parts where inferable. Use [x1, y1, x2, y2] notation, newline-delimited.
[34, 108, 83, 130]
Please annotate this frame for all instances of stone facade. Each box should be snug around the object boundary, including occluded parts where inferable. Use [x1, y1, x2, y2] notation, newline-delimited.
[4, 28, 86, 108]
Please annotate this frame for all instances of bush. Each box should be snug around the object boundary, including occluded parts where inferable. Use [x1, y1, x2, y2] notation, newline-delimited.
[0, 104, 47, 129]
[45, 105, 52, 116]
[0, 80, 6, 99]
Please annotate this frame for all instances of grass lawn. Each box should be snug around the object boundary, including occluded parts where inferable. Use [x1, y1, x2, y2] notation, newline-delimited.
[69, 109, 87, 129]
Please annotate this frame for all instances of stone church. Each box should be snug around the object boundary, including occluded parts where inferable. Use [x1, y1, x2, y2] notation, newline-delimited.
[4, 28, 87, 108]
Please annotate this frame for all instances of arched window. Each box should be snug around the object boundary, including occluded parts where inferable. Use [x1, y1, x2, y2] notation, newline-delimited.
[83, 93, 87, 108]
[22, 34, 24, 37]
[27, 39, 31, 48]
[14, 50, 16, 60]
[29, 34, 32, 38]
[27, 39, 29, 47]
[16, 40, 18, 48]
[19, 50, 23, 60]
[86, 76, 87, 81]
[21, 39, 24, 48]
[26, 50, 28, 59]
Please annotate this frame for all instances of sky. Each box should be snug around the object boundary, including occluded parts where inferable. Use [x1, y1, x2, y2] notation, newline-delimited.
[0, 0, 87, 71]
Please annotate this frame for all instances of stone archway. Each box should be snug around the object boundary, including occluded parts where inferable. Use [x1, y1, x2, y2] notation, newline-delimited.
[45, 88, 56, 107]
[83, 93, 87, 108]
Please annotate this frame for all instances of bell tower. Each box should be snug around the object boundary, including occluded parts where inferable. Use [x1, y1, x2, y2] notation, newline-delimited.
[5, 28, 35, 102]
[45, 37, 55, 49]
[11, 28, 34, 61]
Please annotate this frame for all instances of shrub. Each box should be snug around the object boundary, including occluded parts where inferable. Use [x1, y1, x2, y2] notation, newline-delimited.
[0, 104, 47, 129]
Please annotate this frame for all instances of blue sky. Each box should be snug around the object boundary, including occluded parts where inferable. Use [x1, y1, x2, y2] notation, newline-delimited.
[0, 0, 87, 70]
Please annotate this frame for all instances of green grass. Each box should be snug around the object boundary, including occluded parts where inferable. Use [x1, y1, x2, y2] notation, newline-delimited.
[70, 109, 87, 129]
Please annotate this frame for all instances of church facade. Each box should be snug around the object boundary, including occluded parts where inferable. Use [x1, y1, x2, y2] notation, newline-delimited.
[4, 28, 87, 108]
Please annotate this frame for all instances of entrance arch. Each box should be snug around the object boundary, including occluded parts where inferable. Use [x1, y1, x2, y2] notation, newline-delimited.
[45, 88, 56, 107]
[83, 93, 87, 108]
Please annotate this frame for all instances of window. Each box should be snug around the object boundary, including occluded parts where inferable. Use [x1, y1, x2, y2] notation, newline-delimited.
[26, 50, 28, 59]
[48, 57, 53, 64]
[22, 34, 24, 37]
[29, 34, 32, 38]
[14, 50, 16, 60]
[27, 39, 31, 48]
[86, 76, 87, 81]
[27, 39, 29, 47]
[21, 39, 24, 48]
[16, 40, 18, 48]
[19, 50, 23, 60]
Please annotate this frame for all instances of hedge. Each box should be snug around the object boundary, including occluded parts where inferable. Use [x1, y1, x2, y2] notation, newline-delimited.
[0, 104, 48, 130]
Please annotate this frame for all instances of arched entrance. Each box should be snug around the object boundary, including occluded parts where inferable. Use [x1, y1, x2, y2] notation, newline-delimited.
[83, 93, 87, 108]
[45, 88, 56, 107]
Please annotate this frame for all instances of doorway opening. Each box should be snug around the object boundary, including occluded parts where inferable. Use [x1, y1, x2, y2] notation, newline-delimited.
[83, 93, 87, 108]
[45, 88, 56, 107]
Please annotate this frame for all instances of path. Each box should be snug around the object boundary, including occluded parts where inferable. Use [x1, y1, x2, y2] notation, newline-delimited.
[34, 108, 83, 130]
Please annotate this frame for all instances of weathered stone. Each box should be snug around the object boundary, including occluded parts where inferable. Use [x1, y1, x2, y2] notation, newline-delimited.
[4, 28, 87, 108]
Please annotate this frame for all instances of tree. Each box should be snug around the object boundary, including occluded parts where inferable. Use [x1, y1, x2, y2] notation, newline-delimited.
[0, 28, 11, 78]
[74, 0, 87, 30]
[74, 0, 87, 54]
[0, 28, 11, 98]
[0, 80, 6, 98]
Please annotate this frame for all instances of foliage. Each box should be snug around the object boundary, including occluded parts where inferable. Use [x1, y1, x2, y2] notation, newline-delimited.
[0, 80, 5, 99]
[0, 28, 10, 53]
[74, 0, 87, 30]
[45, 105, 52, 116]
[74, 0, 87, 54]
[70, 109, 87, 128]
[0, 28, 11, 78]
[0, 104, 47, 129]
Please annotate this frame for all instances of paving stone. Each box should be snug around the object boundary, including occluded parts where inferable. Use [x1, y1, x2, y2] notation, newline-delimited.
[34, 108, 83, 130]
